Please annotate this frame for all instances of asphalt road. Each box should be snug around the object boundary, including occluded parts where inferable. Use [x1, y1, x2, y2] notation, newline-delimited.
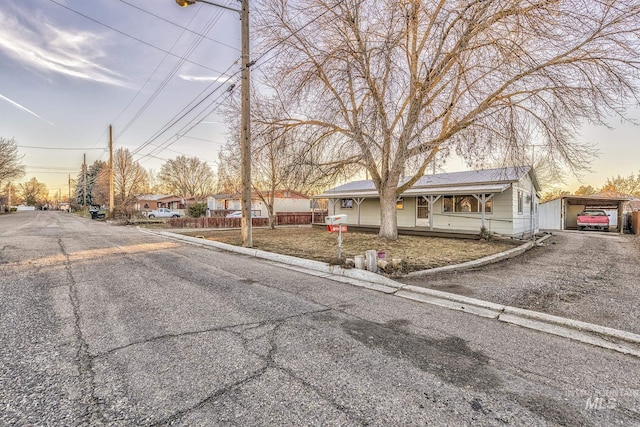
[2, 211, 640, 425]
[400, 231, 640, 335]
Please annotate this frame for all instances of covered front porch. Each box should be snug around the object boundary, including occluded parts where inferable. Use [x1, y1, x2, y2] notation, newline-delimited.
[311, 221, 483, 239]
[312, 183, 508, 233]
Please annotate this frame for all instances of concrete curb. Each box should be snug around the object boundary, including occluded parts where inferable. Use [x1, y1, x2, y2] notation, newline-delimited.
[143, 228, 640, 357]
[150, 230, 403, 293]
[404, 233, 553, 277]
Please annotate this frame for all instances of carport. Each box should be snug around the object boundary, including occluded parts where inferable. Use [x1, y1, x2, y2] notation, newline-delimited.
[539, 195, 629, 233]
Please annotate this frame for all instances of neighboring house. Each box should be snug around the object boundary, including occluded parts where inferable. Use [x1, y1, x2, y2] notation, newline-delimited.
[314, 166, 541, 238]
[206, 194, 239, 212]
[206, 190, 311, 216]
[539, 194, 630, 233]
[135, 195, 185, 212]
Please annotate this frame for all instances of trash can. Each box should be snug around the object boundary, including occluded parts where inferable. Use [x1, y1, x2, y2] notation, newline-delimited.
[90, 209, 98, 219]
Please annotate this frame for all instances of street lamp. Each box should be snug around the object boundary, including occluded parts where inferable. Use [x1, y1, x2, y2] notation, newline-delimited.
[175, 0, 253, 248]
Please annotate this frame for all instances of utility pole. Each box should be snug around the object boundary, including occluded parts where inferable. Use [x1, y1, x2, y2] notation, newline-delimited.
[175, 0, 252, 247]
[68, 174, 71, 205]
[240, 0, 252, 247]
[83, 153, 87, 213]
[109, 125, 114, 216]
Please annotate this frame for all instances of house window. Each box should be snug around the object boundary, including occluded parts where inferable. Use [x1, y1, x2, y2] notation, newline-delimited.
[341, 198, 354, 209]
[442, 195, 492, 213]
[517, 190, 523, 214]
[454, 196, 478, 213]
[443, 196, 453, 212]
[396, 197, 404, 210]
[484, 197, 493, 213]
[417, 197, 429, 219]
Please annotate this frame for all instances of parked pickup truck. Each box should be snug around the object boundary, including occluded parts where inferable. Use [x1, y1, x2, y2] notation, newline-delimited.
[577, 209, 609, 231]
[145, 208, 181, 219]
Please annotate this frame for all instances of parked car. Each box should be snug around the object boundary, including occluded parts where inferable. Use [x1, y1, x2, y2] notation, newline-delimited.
[577, 209, 610, 231]
[225, 211, 262, 218]
[146, 208, 180, 219]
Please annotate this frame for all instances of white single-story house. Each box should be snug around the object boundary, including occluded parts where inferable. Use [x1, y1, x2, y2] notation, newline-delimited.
[314, 166, 541, 238]
[207, 190, 310, 217]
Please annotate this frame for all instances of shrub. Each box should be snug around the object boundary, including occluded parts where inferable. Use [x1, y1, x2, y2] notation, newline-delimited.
[189, 202, 207, 218]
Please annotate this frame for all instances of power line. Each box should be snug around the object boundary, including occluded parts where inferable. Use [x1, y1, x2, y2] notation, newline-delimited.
[18, 145, 105, 151]
[117, 0, 239, 52]
[130, 62, 240, 160]
[124, 0, 358, 166]
[47, 0, 228, 75]
[114, 7, 228, 140]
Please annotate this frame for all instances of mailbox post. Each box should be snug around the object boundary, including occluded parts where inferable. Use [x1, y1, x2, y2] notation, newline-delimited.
[325, 215, 347, 261]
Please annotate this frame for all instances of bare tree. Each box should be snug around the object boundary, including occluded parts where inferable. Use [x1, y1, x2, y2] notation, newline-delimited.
[250, 95, 358, 227]
[540, 188, 570, 203]
[219, 94, 357, 226]
[600, 172, 640, 197]
[113, 148, 148, 213]
[256, 0, 640, 239]
[574, 185, 597, 196]
[0, 137, 25, 187]
[159, 156, 215, 200]
[19, 177, 48, 207]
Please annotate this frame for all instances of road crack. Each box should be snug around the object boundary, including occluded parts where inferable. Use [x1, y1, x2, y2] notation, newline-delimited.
[58, 237, 105, 425]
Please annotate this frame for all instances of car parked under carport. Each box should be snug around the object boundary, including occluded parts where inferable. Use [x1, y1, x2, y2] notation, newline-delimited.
[538, 195, 629, 233]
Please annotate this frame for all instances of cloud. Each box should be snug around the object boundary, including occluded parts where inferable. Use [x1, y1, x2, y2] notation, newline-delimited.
[0, 93, 55, 126]
[0, 6, 127, 87]
[178, 74, 233, 83]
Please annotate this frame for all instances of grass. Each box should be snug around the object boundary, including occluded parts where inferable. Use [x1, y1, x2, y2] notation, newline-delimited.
[181, 226, 523, 273]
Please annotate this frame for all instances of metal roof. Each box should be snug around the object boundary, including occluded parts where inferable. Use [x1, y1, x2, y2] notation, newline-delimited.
[318, 184, 511, 199]
[316, 166, 535, 198]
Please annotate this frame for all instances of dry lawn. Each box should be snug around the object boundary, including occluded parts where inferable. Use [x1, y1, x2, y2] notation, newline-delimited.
[183, 226, 523, 272]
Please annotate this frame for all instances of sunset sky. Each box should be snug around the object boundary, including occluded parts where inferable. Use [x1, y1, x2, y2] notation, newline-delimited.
[1, 0, 638, 198]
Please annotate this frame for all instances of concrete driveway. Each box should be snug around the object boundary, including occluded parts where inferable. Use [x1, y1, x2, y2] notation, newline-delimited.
[398, 231, 640, 335]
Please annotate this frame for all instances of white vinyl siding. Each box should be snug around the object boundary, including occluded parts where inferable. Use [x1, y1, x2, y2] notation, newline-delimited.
[324, 169, 539, 237]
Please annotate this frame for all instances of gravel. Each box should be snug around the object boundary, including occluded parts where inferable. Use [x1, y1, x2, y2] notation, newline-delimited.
[397, 231, 640, 335]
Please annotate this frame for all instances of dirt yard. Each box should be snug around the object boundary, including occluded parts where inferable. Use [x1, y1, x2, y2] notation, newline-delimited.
[182, 226, 523, 272]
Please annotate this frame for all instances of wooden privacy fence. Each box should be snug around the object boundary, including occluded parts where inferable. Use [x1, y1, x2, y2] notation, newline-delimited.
[167, 212, 326, 229]
[632, 211, 640, 235]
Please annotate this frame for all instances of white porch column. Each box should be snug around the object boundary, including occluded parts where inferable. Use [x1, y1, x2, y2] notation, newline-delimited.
[473, 193, 494, 230]
[329, 198, 339, 215]
[425, 195, 441, 231]
[354, 198, 365, 225]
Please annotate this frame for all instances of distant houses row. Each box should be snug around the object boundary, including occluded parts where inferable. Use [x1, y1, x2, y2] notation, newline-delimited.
[117, 165, 640, 236]
[135, 190, 311, 217]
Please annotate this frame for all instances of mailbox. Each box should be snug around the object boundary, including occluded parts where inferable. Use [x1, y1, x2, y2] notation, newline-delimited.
[325, 214, 347, 225]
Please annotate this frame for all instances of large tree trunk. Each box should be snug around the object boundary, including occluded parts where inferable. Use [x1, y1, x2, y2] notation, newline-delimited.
[378, 186, 398, 240]
[268, 204, 276, 229]
[268, 192, 276, 229]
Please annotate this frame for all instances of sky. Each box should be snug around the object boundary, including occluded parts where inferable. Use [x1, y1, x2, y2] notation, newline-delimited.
[1, 0, 638, 199]
[0, 0, 242, 199]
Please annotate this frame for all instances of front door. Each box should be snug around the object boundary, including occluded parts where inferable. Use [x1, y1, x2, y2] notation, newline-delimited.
[416, 197, 429, 227]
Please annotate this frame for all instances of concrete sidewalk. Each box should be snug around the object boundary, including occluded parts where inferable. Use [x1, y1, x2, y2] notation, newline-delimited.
[143, 228, 640, 358]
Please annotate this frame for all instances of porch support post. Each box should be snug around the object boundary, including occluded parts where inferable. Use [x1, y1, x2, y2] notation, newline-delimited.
[425, 195, 441, 231]
[354, 198, 365, 225]
[329, 198, 339, 215]
[619, 201, 624, 234]
[473, 194, 494, 229]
